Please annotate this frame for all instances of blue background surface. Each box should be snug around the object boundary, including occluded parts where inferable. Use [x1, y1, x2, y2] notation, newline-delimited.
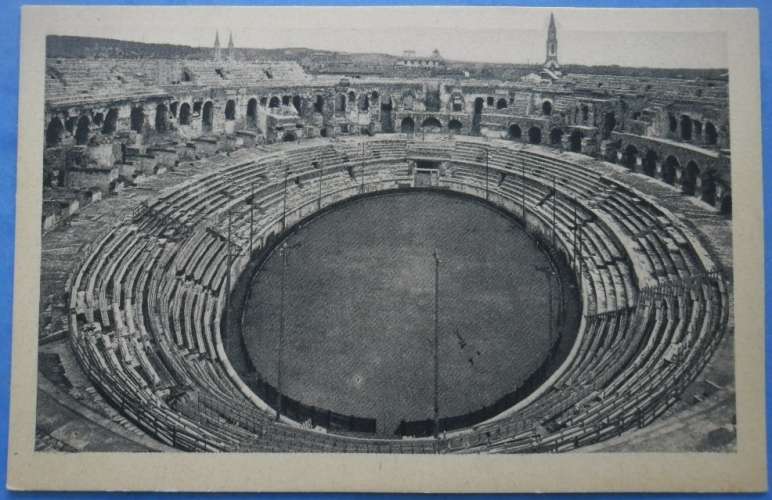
[0, 0, 768, 498]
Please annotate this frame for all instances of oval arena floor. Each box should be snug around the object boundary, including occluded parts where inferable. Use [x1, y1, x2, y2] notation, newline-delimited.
[37, 135, 734, 453]
[239, 191, 575, 435]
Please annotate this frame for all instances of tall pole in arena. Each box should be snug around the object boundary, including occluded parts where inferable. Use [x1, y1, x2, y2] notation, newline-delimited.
[316, 160, 323, 210]
[249, 182, 254, 256]
[552, 175, 557, 247]
[485, 149, 490, 201]
[578, 222, 583, 292]
[225, 208, 232, 333]
[360, 138, 365, 193]
[274, 240, 301, 421]
[572, 204, 577, 269]
[276, 242, 287, 421]
[433, 249, 440, 439]
[281, 161, 288, 233]
[521, 155, 526, 223]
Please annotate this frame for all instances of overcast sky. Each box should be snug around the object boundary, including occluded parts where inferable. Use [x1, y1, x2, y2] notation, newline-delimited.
[48, 7, 728, 68]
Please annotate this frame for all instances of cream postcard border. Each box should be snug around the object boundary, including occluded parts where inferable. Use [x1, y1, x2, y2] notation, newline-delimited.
[6, 6, 767, 492]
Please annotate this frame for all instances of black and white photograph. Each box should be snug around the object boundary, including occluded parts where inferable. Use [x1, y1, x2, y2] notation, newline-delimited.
[6, 5, 766, 493]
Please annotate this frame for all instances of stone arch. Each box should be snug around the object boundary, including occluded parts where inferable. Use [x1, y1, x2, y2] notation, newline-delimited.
[246, 98, 258, 127]
[400, 117, 415, 134]
[705, 122, 718, 145]
[282, 95, 291, 106]
[549, 127, 563, 146]
[621, 144, 638, 170]
[682, 160, 700, 195]
[359, 94, 369, 112]
[448, 119, 463, 134]
[314, 95, 324, 113]
[130, 106, 144, 133]
[680, 115, 692, 141]
[178, 103, 191, 126]
[642, 149, 658, 177]
[662, 155, 679, 185]
[224, 99, 236, 120]
[202, 101, 214, 132]
[292, 95, 302, 114]
[486, 96, 494, 107]
[569, 129, 582, 152]
[421, 117, 442, 132]
[496, 98, 508, 110]
[528, 126, 542, 144]
[602, 112, 616, 139]
[668, 113, 678, 133]
[282, 131, 297, 142]
[75, 115, 90, 145]
[472, 97, 484, 135]
[93, 112, 104, 126]
[335, 94, 346, 113]
[542, 100, 552, 116]
[380, 96, 393, 132]
[720, 193, 732, 216]
[102, 108, 119, 135]
[507, 124, 522, 140]
[155, 103, 169, 132]
[371, 90, 380, 101]
[701, 170, 718, 206]
[46, 116, 64, 147]
[269, 96, 281, 108]
[347, 91, 356, 103]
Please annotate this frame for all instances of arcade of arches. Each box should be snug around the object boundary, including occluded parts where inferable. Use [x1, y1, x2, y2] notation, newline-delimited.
[42, 76, 730, 217]
[614, 143, 728, 214]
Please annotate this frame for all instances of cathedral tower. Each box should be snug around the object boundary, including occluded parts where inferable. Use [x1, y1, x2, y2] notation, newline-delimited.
[544, 13, 560, 71]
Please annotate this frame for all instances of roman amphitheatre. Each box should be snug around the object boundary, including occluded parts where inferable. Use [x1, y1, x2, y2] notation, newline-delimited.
[36, 14, 735, 453]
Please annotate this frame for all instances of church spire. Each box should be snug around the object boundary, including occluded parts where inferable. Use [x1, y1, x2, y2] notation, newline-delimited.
[543, 12, 561, 77]
[213, 30, 222, 61]
[227, 31, 235, 60]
